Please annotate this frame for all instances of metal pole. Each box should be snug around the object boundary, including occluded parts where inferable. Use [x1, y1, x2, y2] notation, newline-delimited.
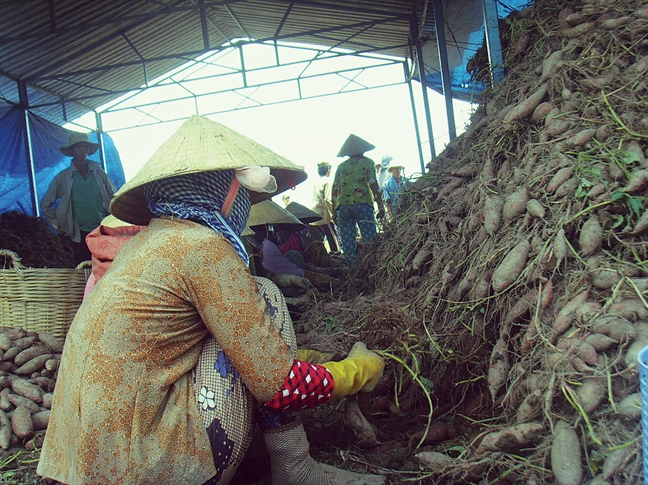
[404, 61, 425, 174]
[18, 81, 40, 217]
[411, 16, 436, 161]
[482, 0, 505, 84]
[432, 0, 456, 141]
[95, 111, 107, 173]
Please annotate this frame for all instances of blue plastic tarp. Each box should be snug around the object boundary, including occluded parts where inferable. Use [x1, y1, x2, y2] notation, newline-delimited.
[0, 105, 125, 216]
[419, 0, 532, 101]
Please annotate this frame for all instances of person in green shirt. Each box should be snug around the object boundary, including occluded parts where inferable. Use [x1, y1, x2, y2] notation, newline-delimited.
[331, 134, 384, 266]
[41, 132, 116, 264]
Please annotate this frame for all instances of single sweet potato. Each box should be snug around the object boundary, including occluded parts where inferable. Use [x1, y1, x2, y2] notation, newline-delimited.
[576, 377, 606, 413]
[504, 84, 549, 123]
[526, 199, 546, 219]
[555, 177, 579, 198]
[11, 405, 34, 439]
[31, 410, 50, 431]
[606, 299, 648, 321]
[11, 336, 36, 352]
[11, 378, 43, 404]
[488, 337, 509, 401]
[547, 167, 574, 193]
[15, 353, 53, 375]
[579, 216, 603, 256]
[622, 169, 648, 193]
[415, 451, 452, 472]
[7, 393, 40, 414]
[0, 410, 10, 450]
[632, 209, 648, 234]
[516, 390, 543, 423]
[553, 290, 589, 335]
[0, 334, 10, 352]
[602, 447, 632, 479]
[477, 422, 544, 453]
[14, 345, 50, 367]
[553, 228, 568, 266]
[503, 186, 530, 223]
[484, 194, 504, 235]
[617, 393, 641, 419]
[551, 421, 582, 485]
[41, 392, 54, 409]
[491, 239, 531, 293]
[591, 316, 636, 341]
[37, 333, 65, 353]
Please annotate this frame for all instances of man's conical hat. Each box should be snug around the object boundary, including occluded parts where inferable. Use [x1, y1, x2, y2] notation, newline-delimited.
[110, 115, 307, 225]
[336, 134, 375, 157]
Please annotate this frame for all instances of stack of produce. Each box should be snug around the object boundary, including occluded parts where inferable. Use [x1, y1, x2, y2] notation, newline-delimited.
[301, 0, 648, 482]
[0, 211, 76, 269]
[0, 327, 63, 451]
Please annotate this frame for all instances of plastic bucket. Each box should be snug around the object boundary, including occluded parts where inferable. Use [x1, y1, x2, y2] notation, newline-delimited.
[638, 345, 648, 483]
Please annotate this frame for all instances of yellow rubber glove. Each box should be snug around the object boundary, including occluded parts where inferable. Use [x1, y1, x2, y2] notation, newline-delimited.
[296, 349, 336, 365]
[322, 342, 384, 400]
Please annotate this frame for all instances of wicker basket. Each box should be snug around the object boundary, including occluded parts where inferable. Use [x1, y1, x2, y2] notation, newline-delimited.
[0, 249, 90, 341]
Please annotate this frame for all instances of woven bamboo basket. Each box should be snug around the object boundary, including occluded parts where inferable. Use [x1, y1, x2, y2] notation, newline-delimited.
[0, 249, 90, 341]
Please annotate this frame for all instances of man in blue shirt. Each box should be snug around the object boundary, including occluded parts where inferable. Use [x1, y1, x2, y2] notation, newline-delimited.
[382, 161, 408, 219]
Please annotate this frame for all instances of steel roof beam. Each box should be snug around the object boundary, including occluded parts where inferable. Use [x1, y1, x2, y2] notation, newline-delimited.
[30, 29, 409, 82]
[100, 77, 408, 132]
[29, 53, 403, 109]
[198, 0, 212, 50]
[0, 0, 249, 42]
[23, 0, 189, 80]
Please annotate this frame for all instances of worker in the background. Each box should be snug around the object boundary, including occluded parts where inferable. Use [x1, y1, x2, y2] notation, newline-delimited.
[332, 134, 384, 267]
[41, 132, 116, 265]
[382, 160, 409, 219]
[376, 155, 392, 189]
[311, 161, 340, 252]
[284, 201, 344, 277]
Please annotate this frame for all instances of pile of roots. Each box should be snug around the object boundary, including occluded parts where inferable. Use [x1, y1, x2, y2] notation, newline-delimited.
[0, 212, 75, 269]
[301, 0, 648, 483]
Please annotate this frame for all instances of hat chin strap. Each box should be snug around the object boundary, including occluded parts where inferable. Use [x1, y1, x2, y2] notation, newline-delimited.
[221, 178, 240, 219]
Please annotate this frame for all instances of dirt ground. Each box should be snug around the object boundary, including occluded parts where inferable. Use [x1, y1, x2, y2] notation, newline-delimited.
[0, 388, 486, 485]
[0, 403, 458, 485]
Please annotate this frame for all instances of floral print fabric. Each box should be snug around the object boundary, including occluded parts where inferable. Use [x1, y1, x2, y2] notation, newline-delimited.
[331, 155, 377, 209]
[192, 276, 298, 484]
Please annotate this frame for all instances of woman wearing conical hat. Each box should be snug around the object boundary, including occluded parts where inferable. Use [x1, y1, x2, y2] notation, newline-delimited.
[332, 134, 385, 266]
[37, 116, 385, 485]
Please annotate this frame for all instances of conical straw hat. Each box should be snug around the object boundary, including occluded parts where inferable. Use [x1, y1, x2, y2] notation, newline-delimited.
[100, 214, 133, 228]
[336, 134, 375, 157]
[247, 200, 305, 232]
[110, 115, 308, 225]
[285, 202, 322, 224]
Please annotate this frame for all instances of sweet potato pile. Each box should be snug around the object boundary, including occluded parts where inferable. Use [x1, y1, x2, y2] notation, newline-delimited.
[301, 0, 648, 482]
[0, 327, 62, 452]
[0, 211, 76, 269]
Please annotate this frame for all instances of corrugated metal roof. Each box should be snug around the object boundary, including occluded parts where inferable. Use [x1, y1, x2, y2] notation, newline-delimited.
[0, 0, 418, 116]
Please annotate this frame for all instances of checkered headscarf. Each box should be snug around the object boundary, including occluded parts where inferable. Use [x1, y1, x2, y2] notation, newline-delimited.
[144, 170, 251, 263]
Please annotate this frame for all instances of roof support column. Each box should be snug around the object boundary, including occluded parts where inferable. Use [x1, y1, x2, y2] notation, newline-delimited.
[95, 111, 107, 173]
[18, 81, 40, 217]
[482, 0, 505, 84]
[404, 61, 425, 175]
[433, 0, 456, 141]
[410, 16, 436, 162]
